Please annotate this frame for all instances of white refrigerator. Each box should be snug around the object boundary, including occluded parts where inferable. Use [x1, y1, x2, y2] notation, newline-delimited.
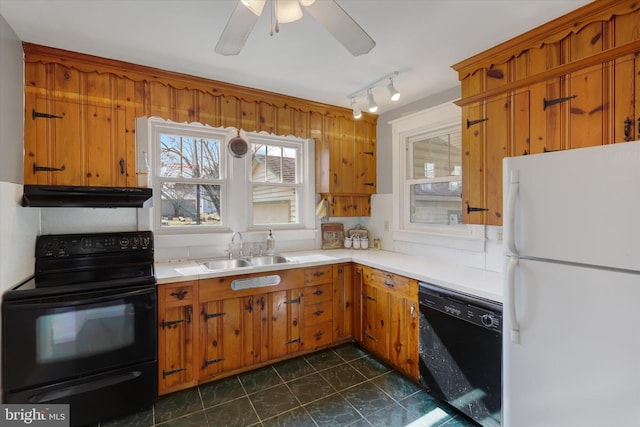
[502, 140, 640, 427]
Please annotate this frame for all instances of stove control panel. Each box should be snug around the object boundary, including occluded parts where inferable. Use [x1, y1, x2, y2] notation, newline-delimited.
[37, 231, 154, 257]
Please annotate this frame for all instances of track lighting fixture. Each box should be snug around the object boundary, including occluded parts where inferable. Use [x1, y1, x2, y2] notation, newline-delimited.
[387, 78, 400, 101]
[347, 71, 400, 117]
[351, 98, 362, 119]
[366, 89, 378, 113]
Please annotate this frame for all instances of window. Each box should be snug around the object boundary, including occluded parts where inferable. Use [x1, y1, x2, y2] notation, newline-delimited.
[136, 118, 314, 235]
[392, 102, 478, 235]
[250, 139, 302, 225]
[408, 130, 462, 224]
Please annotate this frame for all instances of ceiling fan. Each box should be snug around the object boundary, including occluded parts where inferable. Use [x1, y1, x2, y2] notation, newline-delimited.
[215, 0, 376, 56]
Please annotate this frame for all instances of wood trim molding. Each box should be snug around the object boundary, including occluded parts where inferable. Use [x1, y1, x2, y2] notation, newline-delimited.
[451, 0, 640, 80]
[23, 42, 377, 123]
[454, 39, 640, 106]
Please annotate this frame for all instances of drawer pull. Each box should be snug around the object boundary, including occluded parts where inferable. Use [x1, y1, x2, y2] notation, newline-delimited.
[286, 337, 301, 344]
[312, 290, 323, 296]
[285, 297, 301, 304]
[365, 333, 378, 342]
[313, 271, 325, 277]
[384, 280, 395, 288]
[365, 294, 377, 302]
[170, 290, 188, 300]
[313, 310, 325, 317]
[313, 331, 325, 339]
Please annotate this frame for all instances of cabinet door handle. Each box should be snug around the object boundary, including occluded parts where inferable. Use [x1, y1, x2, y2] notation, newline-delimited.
[119, 158, 126, 175]
[246, 296, 253, 313]
[410, 305, 416, 320]
[185, 306, 192, 323]
[260, 296, 265, 311]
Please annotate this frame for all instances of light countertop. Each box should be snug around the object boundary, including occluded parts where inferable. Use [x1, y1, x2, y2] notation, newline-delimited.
[155, 249, 503, 303]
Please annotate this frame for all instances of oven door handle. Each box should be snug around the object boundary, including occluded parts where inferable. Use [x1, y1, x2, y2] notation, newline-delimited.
[8, 287, 155, 310]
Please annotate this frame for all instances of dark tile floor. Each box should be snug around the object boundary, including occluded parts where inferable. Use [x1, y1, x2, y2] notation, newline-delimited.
[102, 343, 477, 427]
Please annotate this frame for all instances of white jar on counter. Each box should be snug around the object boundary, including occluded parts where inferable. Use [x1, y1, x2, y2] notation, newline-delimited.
[361, 238, 369, 249]
[352, 237, 361, 249]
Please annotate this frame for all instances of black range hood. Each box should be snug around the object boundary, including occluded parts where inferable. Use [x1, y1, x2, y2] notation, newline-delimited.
[22, 185, 153, 208]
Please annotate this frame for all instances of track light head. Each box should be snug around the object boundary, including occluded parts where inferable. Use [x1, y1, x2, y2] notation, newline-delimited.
[367, 89, 378, 113]
[351, 98, 362, 119]
[387, 78, 400, 101]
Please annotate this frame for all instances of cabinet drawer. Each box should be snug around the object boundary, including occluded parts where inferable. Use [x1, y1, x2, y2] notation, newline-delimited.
[304, 266, 333, 285]
[162, 283, 194, 307]
[304, 301, 332, 326]
[303, 283, 332, 304]
[368, 268, 415, 297]
[303, 321, 333, 348]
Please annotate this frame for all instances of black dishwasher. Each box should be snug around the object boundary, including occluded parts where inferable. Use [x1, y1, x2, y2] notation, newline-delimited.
[418, 282, 502, 427]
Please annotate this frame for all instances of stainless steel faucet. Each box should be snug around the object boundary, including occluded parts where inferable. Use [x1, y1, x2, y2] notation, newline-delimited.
[231, 231, 243, 258]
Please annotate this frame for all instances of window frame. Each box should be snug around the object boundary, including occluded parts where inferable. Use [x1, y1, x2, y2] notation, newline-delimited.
[135, 118, 315, 239]
[391, 102, 484, 241]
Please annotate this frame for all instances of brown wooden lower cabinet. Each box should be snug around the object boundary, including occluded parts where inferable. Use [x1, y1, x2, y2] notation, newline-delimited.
[357, 265, 419, 380]
[157, 262, 418, 395]
[157, 281, 198, 395]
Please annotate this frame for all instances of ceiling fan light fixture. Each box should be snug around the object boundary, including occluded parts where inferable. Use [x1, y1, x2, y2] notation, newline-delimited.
[351, 98, 362, 119]
[277, 0, 303, 23]
[241, 0, 266, 16]
[387, 78, 400, 101]
[367, 89, 378, 113]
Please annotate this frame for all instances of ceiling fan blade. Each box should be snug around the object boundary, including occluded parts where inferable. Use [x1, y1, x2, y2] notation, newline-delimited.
[215, 1, 262, 56]
[303, 0, 375, 56]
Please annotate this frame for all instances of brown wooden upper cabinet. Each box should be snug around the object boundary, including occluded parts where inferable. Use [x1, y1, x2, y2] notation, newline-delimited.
[453, 0, 640, 225]
[22, 43, 377, 216]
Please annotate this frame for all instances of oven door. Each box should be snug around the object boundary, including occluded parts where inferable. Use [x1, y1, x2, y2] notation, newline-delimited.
[2, 283, 157, 394]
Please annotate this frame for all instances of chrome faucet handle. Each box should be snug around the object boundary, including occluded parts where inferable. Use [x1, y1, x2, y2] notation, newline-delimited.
[224, 248, 232, 260]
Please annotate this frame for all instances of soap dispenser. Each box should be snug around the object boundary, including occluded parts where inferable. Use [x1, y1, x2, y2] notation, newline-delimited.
[266, 229, 275, 255]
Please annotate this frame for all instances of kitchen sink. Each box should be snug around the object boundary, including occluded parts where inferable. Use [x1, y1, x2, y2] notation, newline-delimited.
[198, 255, 291, 271]
[248, 255, 290, 266]
[199, 258, 252, 270]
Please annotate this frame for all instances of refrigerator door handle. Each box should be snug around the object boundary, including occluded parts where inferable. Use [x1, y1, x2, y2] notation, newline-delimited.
[506, 255, 521, 344]
[506, 170, 520, 255]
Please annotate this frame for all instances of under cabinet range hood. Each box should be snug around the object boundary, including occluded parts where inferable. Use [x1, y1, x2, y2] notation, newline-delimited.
[22, 185, 153, 208]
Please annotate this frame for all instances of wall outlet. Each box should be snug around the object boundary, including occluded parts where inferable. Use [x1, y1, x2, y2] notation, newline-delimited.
[496, 228, 503, 241]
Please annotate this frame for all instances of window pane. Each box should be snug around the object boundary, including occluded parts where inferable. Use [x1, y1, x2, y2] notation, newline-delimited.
[160, 133, 221, 179]
[410, 181, 462, 224]
[411, 133, 461, 179]
[253, 186, 297, 224]
[160, 182, 221, 226]
[252, 144, 298, 183]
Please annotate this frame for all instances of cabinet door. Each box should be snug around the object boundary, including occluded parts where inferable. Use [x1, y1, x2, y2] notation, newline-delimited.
[388, 294, 419, 380]
[354, 120, 377, 194]
[484, 94, 510, 225]
[461, 102, 486, 225]
[158, 282, 197, 395]
[27, 98, 128, 186]
[362, 284, 389, 359]
[267, 289, 302, 359]
[199, 298, 244, 379]
[613, 54, 640, 143]
[332, 264, 353, 341]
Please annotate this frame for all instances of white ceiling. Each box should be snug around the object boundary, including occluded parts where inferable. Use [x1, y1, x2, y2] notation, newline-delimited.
[1, 0, 592, 114]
